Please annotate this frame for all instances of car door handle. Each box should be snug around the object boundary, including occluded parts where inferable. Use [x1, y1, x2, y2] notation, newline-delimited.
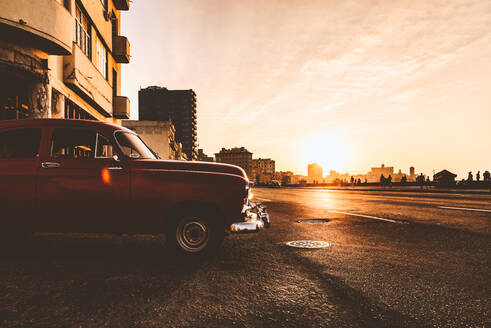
[107, 166, 123, 170]
[41, 162, 60, 169]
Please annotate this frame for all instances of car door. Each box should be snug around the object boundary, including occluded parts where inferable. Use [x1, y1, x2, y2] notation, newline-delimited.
[0, 127, 43, 230]
[37, 127, 130, 232]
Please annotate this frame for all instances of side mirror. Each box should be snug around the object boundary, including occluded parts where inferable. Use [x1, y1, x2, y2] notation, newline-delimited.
[112, 154, 120, 162]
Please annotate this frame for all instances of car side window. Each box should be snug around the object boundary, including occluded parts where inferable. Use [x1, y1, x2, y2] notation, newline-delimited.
[0, 129, 41, 159]
[51, 129, 96, 159]
[95, 133, 114, 158]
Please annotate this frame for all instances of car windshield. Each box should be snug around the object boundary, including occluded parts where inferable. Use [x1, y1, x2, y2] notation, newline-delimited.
[115, 131, 157, 159]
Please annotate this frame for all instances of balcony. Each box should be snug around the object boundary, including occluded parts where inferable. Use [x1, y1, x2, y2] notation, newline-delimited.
[0, 0, 73, 55]
[113, 96, 130, 119]
[112, 36, 130, 63]
[64, 45, 112, 116]
[113, 0, 130, 11]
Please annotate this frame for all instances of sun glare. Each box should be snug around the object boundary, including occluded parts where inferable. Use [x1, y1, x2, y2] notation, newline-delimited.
[299, 132, 352, 173]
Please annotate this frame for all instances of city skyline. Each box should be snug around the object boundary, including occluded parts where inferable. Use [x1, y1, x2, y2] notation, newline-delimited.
[122, 0, 491, 179]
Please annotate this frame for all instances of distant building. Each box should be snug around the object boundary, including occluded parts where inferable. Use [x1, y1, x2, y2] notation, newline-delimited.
[122, 120, 185, 160]
[139, 86, 197, 160]
[433, 170, 457, 188]
[308, 163, 323, 184]
[275, 171, 294, 185]
[253, 158, 275, 175]
[0, 0, 131, 122]
[365, 164, 394, 183]
[215, 147, 253, 178]
[197, 148, 213, 162]
[293, 175, 308, 185]
[408, 166, 416, 182]
[251, 158, 275, 184]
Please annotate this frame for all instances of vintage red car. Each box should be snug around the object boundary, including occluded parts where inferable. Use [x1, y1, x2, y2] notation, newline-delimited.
[0, 119, 269, 255]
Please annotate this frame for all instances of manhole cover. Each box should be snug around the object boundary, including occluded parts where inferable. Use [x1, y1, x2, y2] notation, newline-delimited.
[286, 240, 331, 248]
[297, 218, 330, 223]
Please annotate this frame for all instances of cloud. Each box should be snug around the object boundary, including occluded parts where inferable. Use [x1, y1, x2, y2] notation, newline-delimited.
[123, 0, 491, 175]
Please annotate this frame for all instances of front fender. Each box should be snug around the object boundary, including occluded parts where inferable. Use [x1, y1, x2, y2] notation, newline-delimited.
[131, 168, 248, 228]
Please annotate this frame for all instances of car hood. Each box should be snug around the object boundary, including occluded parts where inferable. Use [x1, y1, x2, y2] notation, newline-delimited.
[129, 159, 248, 180]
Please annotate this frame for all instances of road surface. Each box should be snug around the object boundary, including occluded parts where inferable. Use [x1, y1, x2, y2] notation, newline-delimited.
[1, 187, 489, 327]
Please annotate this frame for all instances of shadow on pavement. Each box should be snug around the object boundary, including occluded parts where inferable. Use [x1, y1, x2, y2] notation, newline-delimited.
[0, 233, 206, 269]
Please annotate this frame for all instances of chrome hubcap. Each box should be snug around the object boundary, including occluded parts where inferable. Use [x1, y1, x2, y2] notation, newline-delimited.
[176, 217, 210, 252]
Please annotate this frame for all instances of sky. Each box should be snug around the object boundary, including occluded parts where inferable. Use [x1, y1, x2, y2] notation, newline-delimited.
[122, 0, 491, 178]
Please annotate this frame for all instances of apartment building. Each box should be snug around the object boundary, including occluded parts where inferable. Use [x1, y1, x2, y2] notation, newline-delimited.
[0, 0, 130, 122]
[252, 158, 275, 184]
[215, 147, 253, 178]
[138, 86, 198, 160]
[253, 158, 275, 175]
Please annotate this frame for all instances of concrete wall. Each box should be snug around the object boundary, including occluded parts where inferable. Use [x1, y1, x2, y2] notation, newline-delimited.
[0, 0, 73, 54]
[122, 121, 176, 160]
[63, 44, 113, 116]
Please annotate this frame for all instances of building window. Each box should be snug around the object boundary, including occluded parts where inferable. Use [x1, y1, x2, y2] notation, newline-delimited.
[95, 35, 108, 79]
[64, 99, 96, 120]
[75, 4, 91, 58]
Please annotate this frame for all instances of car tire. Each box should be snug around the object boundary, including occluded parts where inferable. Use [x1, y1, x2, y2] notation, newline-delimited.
[166, 208, 225, 257]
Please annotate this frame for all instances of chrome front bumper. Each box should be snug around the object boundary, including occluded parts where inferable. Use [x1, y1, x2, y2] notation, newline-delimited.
[230, 200, 270, 233]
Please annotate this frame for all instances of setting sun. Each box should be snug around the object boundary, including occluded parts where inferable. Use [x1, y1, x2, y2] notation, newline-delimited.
[298, 132, 353, 174]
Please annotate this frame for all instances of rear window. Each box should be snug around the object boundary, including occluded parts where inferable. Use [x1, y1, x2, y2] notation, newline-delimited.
[0, 129, 41, 159]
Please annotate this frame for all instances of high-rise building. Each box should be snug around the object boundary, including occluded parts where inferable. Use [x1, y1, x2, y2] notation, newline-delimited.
[138, 86, 197, 160]
[215, 147, 253, 178]
[0, 0, 131, 122]
[308, 163, 323, 184]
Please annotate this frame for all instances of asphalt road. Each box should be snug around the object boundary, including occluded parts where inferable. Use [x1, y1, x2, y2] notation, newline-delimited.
[1, 187, 490, 327]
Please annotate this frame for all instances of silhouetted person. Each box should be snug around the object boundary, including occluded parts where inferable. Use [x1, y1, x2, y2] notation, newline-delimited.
[467, 171, 473, 183]
[418, 173, 424, 189]
[364, 178, 367, 184]
[401, 175, 407, 185]
[380, 174, 386, 186]
[357, 178, 361, 185]
[350, 176, 354, 185]
[426, 176, 430, 187]
[387, 175, 392, 187]
[483, 171, 490, 182]
[476, 171, 480, 181]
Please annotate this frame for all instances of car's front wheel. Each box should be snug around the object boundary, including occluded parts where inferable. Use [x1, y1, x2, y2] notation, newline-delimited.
[167, 209, 225, 256]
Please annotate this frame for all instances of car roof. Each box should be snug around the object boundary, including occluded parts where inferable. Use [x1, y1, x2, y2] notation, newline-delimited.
[0, 119, 133, 134]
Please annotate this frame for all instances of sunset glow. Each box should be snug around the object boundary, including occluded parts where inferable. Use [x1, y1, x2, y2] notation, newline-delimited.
[299, 132, 352, 174]
[122, 0, 491, 178]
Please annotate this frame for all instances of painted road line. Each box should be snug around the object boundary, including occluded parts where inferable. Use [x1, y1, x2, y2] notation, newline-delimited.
[438, 206, 491, 213]
[254, 197, 272, 202]
[329, 210, 405, 224]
